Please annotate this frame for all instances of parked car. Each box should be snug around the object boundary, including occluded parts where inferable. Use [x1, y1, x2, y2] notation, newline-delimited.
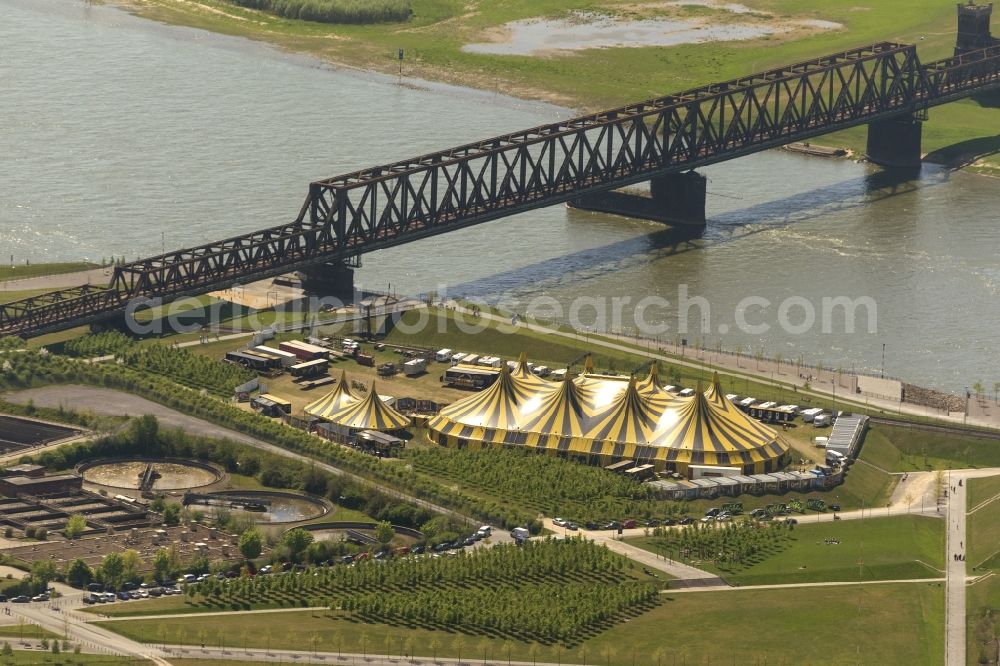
[565, 522, 579, 531]
[553, 518, 567, 527]
[661, 518, 677, 526]
[704, 507, 721, 517]
[0, 596, 6, 603]
[31, 593, 49, 602]
[117, 592, 131, 601]
[11, 596, 30, 604]
[700, 516, 715, 524]
[411, 545, 425, 555]
[829, 504, 841, 512]
[622, 519, 637, 529]
[678, 517, 694, 525]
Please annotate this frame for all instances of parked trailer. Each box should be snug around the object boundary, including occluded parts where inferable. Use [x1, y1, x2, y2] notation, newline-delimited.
[279, 340, 329, 361]
[800, 407, 823, 423]
[254, 346, 299, 368]
[403, 358, 427, 376]
[444, 366, 500, 390]
[290, 358, 329, 378]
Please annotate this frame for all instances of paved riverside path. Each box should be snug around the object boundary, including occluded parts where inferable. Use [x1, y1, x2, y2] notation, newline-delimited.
[0, 267, 112, 292]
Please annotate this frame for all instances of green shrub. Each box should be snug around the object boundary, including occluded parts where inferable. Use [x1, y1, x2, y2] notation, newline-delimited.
[229, 0, 412, 24]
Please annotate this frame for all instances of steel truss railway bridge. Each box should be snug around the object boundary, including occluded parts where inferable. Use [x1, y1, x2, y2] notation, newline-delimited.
[3, 7, 1000, 339]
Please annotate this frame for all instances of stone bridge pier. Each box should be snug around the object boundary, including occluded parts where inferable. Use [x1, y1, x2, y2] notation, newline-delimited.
[569, 171, 707, 227]
[866, 113, 924, 170]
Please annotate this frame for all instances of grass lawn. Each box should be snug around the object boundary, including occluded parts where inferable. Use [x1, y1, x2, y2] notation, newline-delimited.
[0, 262, 98, 283]
[967, 475, 1000, 570]
[968, 573, 1000, 663]
[862, 423, 1000, 472]
[0, 652, 146, 665]
[0, 625, 62, 640]
[628, 515, 944, 586]
[0, 289, 54, 305]
[968, 474, 1000, 511]
[119, 0, 1000, 171]
[100, 582, 943, 665]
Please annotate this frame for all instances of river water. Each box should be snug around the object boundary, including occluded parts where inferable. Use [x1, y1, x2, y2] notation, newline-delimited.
[2, 0, 997, 394]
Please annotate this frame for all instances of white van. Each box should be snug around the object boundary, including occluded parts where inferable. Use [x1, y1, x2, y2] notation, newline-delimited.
[435, 348, 453, 362]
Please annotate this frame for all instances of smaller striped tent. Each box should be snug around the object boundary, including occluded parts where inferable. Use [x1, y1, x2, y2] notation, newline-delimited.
[304, 370, 358, 419]
[323, 381, 411, 432]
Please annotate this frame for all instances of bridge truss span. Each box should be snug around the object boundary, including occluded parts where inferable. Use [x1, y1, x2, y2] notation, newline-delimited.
[1, 39, 1000, 339]
[305, 43, 925, 248]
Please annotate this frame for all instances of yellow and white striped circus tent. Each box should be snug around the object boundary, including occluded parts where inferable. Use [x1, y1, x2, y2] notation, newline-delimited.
[428, 363, 789, 475]
[320, 381, 411, 432]
[303, 370, 358, 419]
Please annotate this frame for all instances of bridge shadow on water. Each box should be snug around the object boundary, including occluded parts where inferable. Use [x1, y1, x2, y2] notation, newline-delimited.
[441, 165, 953, 299]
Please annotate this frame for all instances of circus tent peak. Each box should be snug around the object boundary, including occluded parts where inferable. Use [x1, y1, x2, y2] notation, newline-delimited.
[322, 380, 410, 431]
[304, 369, 358, 418]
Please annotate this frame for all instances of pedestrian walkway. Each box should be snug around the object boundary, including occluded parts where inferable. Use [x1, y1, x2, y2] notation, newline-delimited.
[946, 474, 968, 666]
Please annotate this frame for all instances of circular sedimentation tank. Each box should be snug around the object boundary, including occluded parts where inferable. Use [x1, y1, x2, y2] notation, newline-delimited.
[191, 491, 329, 524]
[78, 458, 222, 491]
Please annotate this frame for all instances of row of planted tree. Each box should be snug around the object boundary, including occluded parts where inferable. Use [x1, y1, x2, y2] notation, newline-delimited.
[186, 538, 657, 643]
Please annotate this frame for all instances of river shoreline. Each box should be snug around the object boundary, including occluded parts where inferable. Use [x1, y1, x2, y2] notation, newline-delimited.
[104, 0, 1000, 176]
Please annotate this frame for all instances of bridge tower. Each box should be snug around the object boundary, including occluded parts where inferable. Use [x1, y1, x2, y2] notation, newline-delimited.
[569, 171, 707, 227]
[956, 2, 995, 55]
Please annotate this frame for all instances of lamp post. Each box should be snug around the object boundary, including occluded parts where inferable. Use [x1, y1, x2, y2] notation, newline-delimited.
[965, 386, 970, 425]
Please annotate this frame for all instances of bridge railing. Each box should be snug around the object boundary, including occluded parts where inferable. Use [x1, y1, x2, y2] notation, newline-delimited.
[0, 285, 123, 336]
[919, 44, 1000, 103]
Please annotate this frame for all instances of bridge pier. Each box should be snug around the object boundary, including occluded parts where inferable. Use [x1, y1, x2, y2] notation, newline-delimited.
[569, 171, 707, 226]
[866, 115, 923, 170]
[296, 263, 355, 299]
